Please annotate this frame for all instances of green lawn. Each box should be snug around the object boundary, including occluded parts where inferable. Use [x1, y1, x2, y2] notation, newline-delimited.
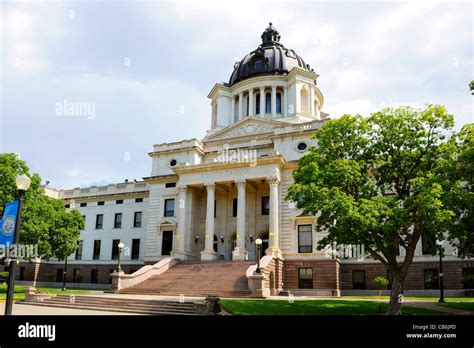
[220, 300, 445, 315]
[344, 296, 474, 302]
[0, 284, 93, 301]
[439, 302, 474, 311]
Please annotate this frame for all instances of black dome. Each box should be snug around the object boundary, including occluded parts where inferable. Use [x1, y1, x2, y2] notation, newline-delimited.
[229, 23, 313, 86]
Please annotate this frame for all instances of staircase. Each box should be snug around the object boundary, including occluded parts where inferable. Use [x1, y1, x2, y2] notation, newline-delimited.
[22, 294, 206, 315]
[119, 261, 254, 298]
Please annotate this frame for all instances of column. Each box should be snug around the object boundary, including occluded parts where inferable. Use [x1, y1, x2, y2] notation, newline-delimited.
[283, 86, 288, 117]
[231, 96, 236, 123]
[171, 185, 189, 260]
[259, 87, 265, 117]
[248, 89, 253, 116]
[233, 179, 248, 260]
[271, 85, 277, 119]
[201, 183, 217, 261]
[238, 92, 243, 121]
[267, 176, 281, 257]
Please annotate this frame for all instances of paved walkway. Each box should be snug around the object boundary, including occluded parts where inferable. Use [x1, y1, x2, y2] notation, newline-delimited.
[0, 302, 138, 315]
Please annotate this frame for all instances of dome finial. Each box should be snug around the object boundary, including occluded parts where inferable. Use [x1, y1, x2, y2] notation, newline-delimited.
[261, 22, 280, 45]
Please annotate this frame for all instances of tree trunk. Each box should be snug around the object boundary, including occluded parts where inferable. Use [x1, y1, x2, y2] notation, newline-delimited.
[387, 275, 403, 315]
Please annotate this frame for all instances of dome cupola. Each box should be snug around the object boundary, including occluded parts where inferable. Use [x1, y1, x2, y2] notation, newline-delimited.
[229, 23, 313, 86]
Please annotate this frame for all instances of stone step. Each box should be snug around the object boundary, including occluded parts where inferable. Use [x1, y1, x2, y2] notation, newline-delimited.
[22, 295, 208, 315]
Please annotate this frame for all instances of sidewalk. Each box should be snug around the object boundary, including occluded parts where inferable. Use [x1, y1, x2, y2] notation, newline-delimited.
[0, 302, 138, 315]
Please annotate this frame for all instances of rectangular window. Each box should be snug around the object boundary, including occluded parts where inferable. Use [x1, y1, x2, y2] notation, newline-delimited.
[232, 198, 238, 217]
[135, 198, 143, 203]
[132, 239, 140, 260]
[298, 268, 313, 289]
[352, 270, 366, 289]
[114, 213, 122, 228]
[19, 267, 25, 281]
[80, 202, 87, 207]
[90, 269, 99, 284]
[134, 212, 142, 227]
[424, 269, 439, 289]
[75, 240, 83, 260]
[95, 214, 103, 229]
[73, 269, 81, 283]
[116, 199, 123, 205]
[298, 224, 313, 253]
[56, 268, 63, 283]
[93, 240, 101, 260]
[462, 268, 474, 289]
[98, 201, 105, 206]
[422, 231, 437, 255]
[111, 239, 120, 260]
[165, 182, 176, 188]
[164, 199, 175, 217]
[261, 196, 270, 215]
[65, 204, 70, 208]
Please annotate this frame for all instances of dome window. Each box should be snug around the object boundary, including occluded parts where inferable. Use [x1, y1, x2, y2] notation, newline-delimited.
[297, 142, 308, 152]
[254, 60, 262, 70]
[276, 93, 282, 114]
[169, 159, 177, 167]
[265, 93, 271, 113]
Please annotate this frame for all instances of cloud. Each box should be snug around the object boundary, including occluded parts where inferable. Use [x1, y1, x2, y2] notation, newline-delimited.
[1, 0, 472, 188]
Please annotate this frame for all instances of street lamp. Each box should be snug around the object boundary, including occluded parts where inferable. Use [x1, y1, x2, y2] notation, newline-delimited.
[116, 242, 125, 273]
[438, 242, 446, 303]
[255, 238, 262, 274]
[5, 174, 31, 316]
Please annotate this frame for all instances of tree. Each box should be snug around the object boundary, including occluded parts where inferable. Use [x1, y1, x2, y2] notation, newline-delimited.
[287, 105, 470, 315]
[470, 80, 474, 95]
[373, 276, 389, 296]
[0, 153, 83, 262]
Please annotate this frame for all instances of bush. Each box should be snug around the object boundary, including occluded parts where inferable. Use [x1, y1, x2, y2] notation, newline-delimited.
[0, 271, 9, 283]
[373, 276, 389, 295]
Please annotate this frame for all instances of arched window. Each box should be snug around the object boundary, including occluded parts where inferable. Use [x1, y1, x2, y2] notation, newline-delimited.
[276, 92, 282, 114]
[265, 93, 271, 114]
[256, 93, 260, 114]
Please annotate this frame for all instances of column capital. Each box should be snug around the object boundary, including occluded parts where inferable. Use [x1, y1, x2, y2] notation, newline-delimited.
[205, 182, 216, 191]
[178, 185, 187, 193]
[267, 176, 280, 185]
[235, 179, 247, 189]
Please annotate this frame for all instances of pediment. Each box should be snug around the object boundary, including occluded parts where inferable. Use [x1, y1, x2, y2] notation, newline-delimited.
[204, 117, 290, 142]
[158, 219, 176, 227]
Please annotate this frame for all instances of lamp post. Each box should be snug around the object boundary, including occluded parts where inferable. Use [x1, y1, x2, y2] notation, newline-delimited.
[116, 242, 125, 273]
[438, 243, 445, 303]
[255, 238, 262, 274]
[5, 174, 31, 316]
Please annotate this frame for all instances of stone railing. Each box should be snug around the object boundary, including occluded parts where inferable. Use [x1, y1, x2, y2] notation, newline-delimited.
[111, 257, 178, 291]
[246, 255, 284, 298]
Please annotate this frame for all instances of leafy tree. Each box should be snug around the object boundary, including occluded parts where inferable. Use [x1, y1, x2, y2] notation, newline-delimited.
[0, 153, 83, 261]
[470, 80, 474, 94]
[373, 276, 389, 296]
[287, 105, 471, 315]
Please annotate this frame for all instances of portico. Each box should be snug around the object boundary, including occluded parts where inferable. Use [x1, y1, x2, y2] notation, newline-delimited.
[169, 171, 282, 262]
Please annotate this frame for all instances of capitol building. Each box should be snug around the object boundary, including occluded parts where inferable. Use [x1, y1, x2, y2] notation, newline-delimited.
[12, 24, 472, 297]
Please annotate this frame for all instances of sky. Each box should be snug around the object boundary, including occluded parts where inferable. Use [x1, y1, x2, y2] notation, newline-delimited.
[1, 0, 473, 189]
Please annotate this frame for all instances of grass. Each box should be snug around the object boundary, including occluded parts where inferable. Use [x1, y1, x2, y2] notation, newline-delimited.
[344, 296, 474, 302]
[0, 284, 93, 301]
[219, 299, 446, 315]
[439, 302, 474, 311]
